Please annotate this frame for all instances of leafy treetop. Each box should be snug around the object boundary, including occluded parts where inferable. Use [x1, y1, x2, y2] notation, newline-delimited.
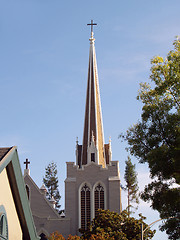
[80, 209, 155, 240]
[120, 38, 180, 239]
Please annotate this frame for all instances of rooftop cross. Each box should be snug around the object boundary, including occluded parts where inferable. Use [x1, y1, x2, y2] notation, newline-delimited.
[24, 158, 30, 169]
[87, 20, 97, 38]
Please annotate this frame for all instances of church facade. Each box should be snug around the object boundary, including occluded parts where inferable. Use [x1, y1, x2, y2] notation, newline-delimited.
[65, 22, 122, 236]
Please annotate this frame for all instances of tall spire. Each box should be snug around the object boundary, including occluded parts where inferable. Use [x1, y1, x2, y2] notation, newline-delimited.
[76, 21, 111, 168]
[80, 20, 106, 168]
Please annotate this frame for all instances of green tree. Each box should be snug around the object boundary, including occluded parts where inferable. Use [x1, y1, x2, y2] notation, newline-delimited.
[86, 232, 113, 240]
[80, 209, 155, 240]
[48, 232, 81, 240]
[124, 156, 139, 216]
[43, 162, 61, 212]
[67, 235, 81, 240]
[120, 39, 180, 239]
[48, 232, 65, 240]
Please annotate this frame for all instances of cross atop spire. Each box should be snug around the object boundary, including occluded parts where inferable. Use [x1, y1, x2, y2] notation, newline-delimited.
[87, 20, 97, 39]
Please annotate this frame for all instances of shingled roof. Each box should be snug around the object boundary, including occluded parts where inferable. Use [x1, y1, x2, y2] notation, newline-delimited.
[0, 147, 12, 161]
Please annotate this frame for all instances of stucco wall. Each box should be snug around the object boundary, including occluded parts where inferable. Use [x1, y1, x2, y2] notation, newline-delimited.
[0, 168, 22, 240]
[24, 174, 71, 239]
[65, 161, 121, 236]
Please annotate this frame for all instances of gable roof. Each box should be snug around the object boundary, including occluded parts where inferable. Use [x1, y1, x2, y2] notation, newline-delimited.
[0, 146, 39, 240]
[24, 173, 61, 219]
[24, 172, 71, 237]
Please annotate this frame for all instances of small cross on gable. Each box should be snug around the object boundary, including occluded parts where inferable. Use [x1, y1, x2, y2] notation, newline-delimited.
[24, 158, 30, 169]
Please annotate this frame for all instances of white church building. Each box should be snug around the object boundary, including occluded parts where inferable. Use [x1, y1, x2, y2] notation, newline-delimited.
[24, 21, 122, 238]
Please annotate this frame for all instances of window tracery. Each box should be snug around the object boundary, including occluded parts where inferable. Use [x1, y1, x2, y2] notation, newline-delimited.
[94, 183, 104, 216]
[80, 184, 91, 230]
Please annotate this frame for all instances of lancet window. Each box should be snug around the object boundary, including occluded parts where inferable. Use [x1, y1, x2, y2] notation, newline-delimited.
[0, 206, 8, 240]
[81, 184, 91, 230]
[94, 183, 104, 216]
[91, 153, 95, 162]
[25, 184, 30, 200]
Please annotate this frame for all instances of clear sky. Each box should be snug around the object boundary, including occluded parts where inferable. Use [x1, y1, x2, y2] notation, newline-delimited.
[0, 1, 179, 239]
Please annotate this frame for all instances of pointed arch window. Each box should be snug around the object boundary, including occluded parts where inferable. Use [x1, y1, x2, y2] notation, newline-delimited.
[0, 206, 8, 240]
[25, 184, 30, 200]
[81, 184, 91, 230]
[40, 233, 48, 240]
[91, 153, 95, 162]
[94, 183, 104, 216]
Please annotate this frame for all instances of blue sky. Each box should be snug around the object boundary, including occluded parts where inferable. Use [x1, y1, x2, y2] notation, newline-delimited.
[0, 1, 179, 239]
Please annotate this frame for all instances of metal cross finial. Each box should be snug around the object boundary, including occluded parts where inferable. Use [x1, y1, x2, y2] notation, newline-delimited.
[24, 158, 30, 169]
[87, 20, 97, 37]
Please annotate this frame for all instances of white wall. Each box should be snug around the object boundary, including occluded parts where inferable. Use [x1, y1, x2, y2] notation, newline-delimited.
[0, 168, 22, 240]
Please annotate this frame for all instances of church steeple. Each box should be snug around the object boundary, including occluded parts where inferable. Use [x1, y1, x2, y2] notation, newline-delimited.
[76, 21, 111, 168]
[66, 22, 121, 235]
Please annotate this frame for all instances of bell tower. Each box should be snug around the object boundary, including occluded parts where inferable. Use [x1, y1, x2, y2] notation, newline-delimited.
[65, 21, 121, 235]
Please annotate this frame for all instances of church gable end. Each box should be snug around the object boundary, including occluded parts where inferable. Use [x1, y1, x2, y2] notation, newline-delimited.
[24, 171, 71, 239]
[0, 146, 39, 240]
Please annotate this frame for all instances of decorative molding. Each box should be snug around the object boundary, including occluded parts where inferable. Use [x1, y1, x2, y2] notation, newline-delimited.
[65, 177, 76, 183]
[37, 227, 49, 237]
[87, 132, 98, 164]
[108, 176, 120, 181]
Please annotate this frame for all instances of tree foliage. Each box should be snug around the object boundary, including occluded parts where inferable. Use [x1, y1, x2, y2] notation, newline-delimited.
[120, 39, 180, 239]
[80, 209, 155, 240]
[48, 232, 80, 240]
[48, 232, 65, 240]
[43, 162, 61, 212]
[124, 156, 139, 216]
[86, 233, 113, 240]
[67, 235, 81, 240]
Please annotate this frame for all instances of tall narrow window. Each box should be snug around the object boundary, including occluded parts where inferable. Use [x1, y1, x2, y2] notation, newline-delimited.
[81, 184, 91, 230]
[94, 184, 104, 216]
[91, 153, 95, 162]
[25, 185, 30, 200]
[0, 214, 8, 240]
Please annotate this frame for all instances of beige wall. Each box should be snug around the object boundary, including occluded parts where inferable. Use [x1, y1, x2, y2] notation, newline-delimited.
[0, 168, 22, 240]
